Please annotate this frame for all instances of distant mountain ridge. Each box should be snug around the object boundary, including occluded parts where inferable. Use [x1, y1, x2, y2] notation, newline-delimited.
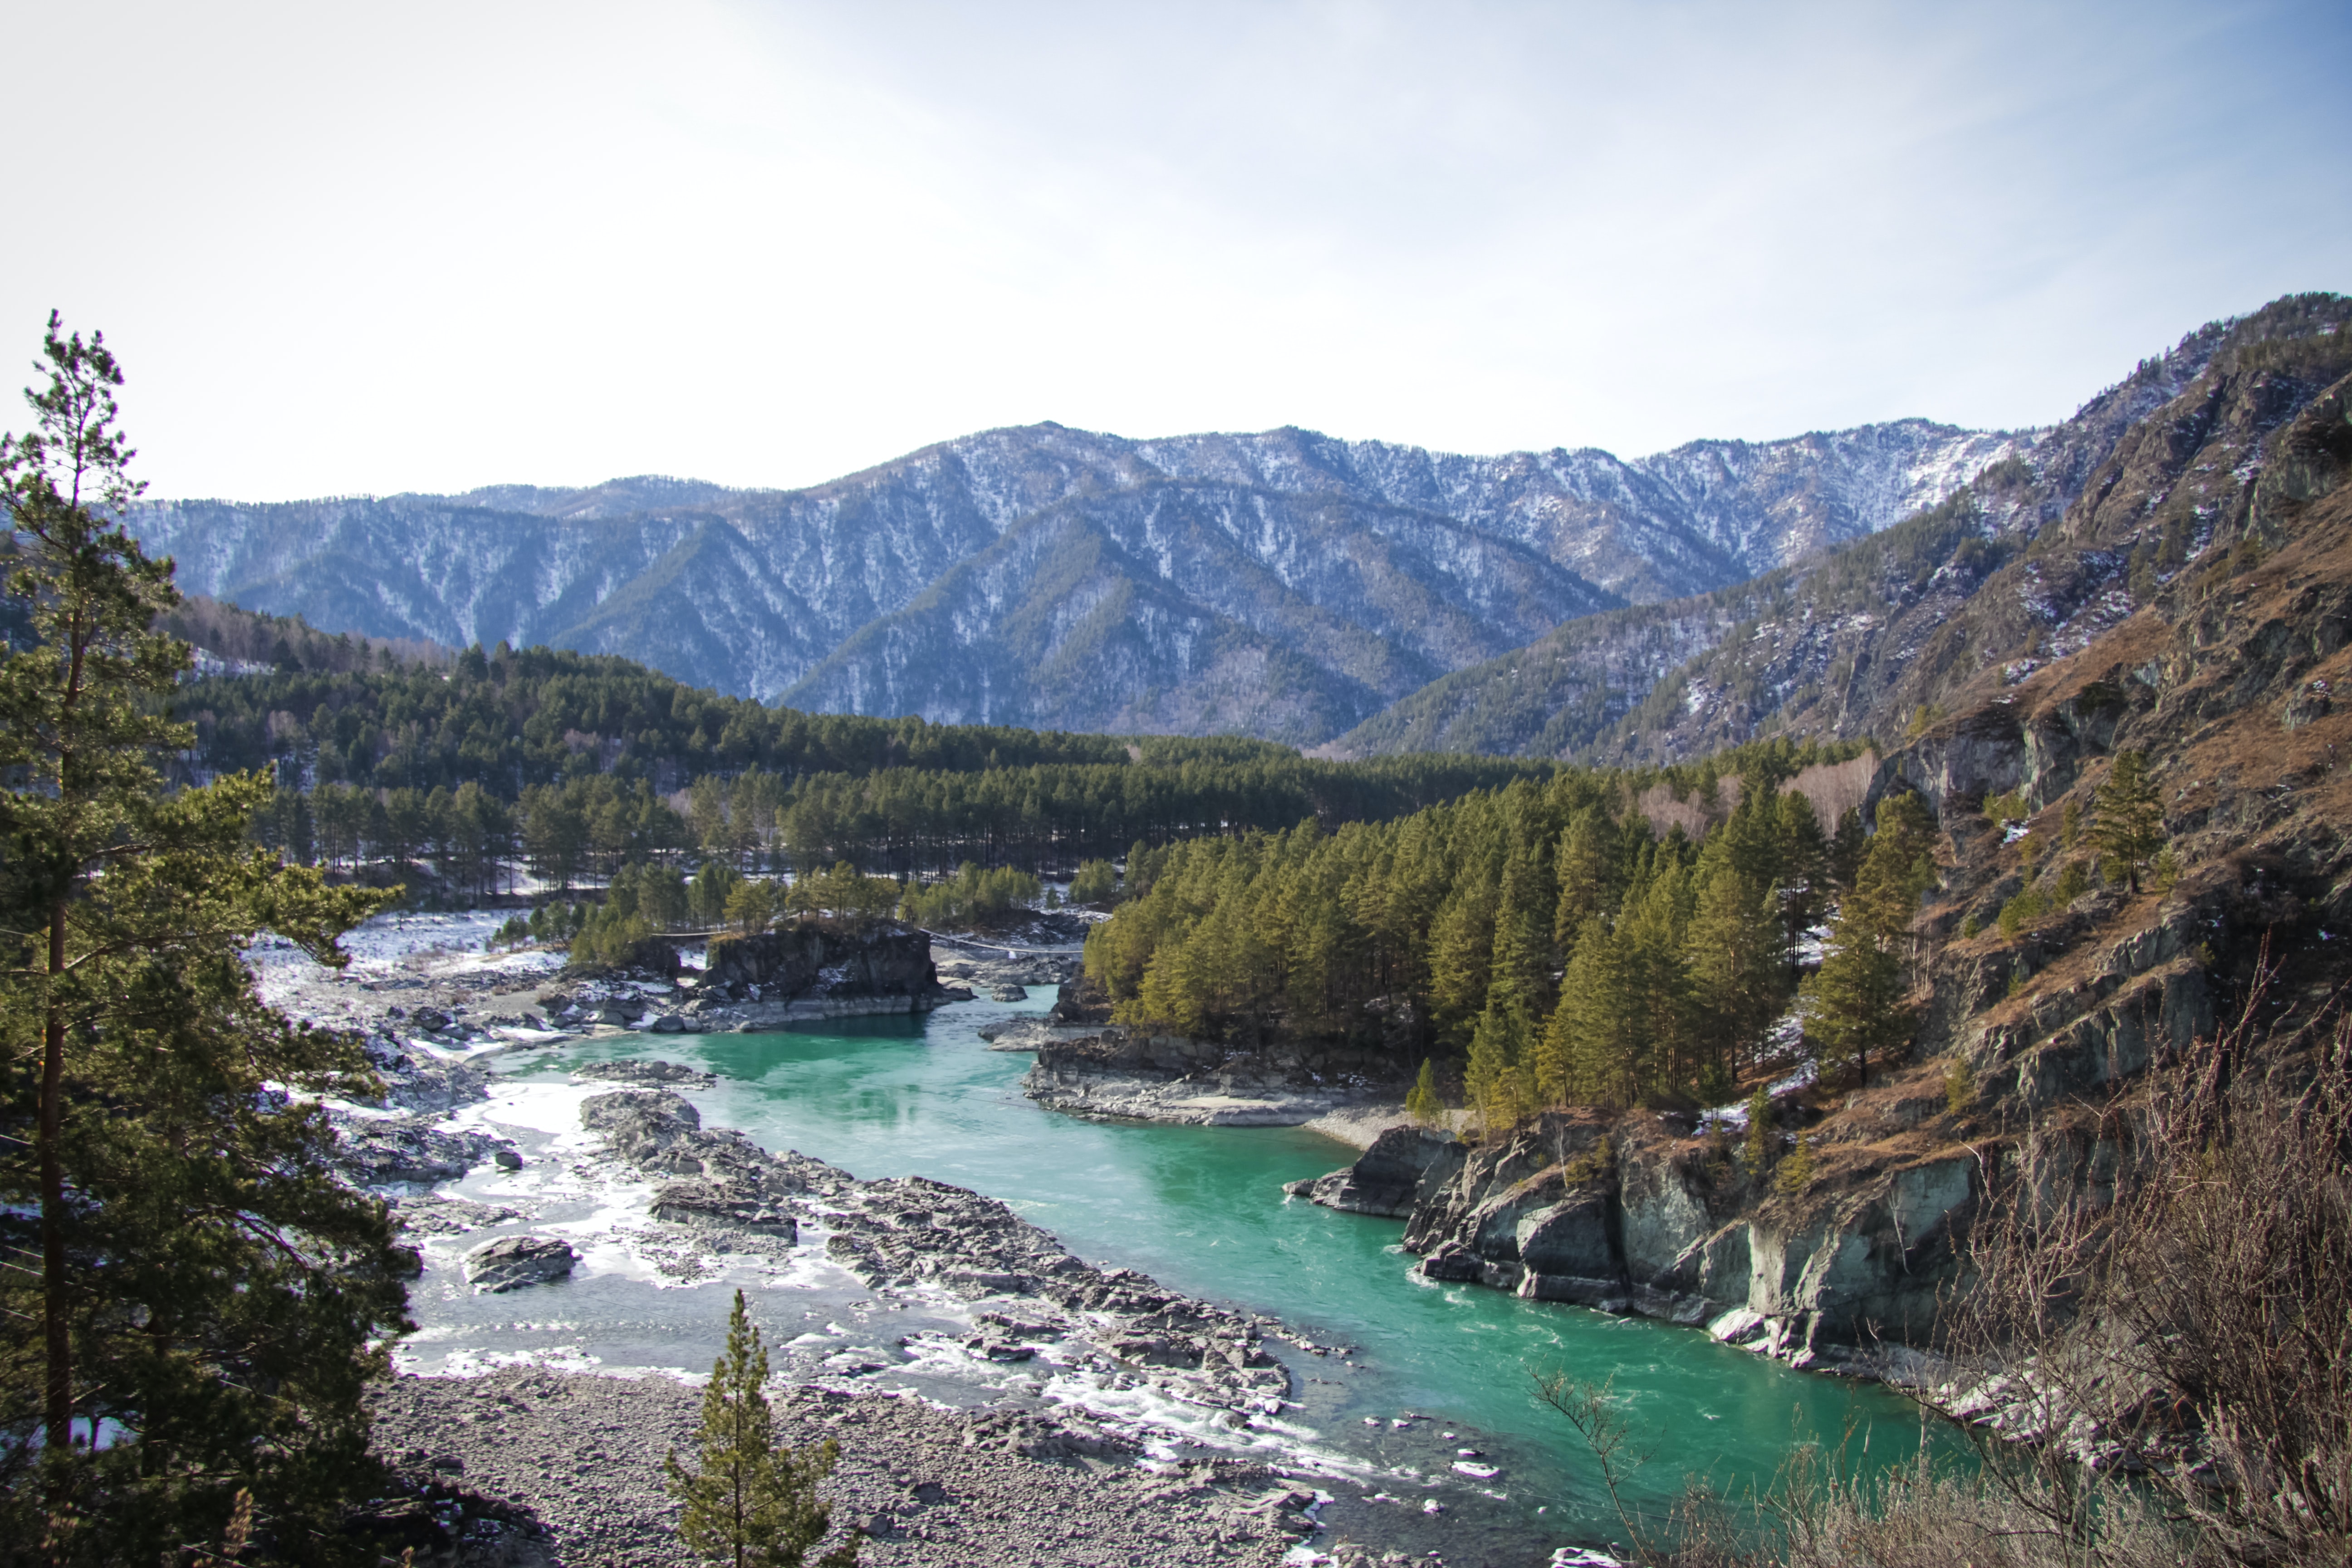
[128, 417, 2026, 745]
[1328, 293, 2352, 764]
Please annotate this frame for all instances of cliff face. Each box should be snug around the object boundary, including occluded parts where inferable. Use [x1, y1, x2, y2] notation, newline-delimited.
[1394, 1112, 1971, 1369]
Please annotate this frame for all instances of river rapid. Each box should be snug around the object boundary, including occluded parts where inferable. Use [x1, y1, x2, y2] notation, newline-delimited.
[404, 992, 1951, 1562]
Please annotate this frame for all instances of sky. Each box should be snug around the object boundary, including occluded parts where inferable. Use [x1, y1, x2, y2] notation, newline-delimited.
[3, 0, 2347, 502]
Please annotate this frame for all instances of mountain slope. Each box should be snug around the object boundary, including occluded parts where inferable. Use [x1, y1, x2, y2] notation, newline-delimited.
[1333, 293, 2352, 763]
[782, 480, 1611, 741]
[127, 418, 2019, 734]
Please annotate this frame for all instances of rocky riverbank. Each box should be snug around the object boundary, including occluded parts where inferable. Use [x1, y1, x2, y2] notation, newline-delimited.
[363, 1365, 1306, 1567]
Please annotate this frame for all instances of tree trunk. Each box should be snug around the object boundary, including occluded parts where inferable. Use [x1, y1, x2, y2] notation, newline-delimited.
[41, 899, 70, 1457]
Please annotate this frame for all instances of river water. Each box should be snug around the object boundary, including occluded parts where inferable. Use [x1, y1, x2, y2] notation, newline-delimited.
[413, 993, 1949, 1562]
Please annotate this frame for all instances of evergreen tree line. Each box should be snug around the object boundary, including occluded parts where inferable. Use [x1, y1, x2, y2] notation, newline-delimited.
[1085, 735, 1942, 1124]
[237, 720, 1578, 891]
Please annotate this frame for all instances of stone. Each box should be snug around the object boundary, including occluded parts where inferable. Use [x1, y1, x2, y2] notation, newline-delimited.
[649, 1013, 685, 1033]
[989, 983, 1028, 1002]
[462, 1234, 577, 1292]
[492, 1149, 523, 1171]
[409, 1007, 451, 1033]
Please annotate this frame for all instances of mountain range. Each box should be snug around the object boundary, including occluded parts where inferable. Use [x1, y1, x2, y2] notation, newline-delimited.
[128, 419, 2026, 746]
[1329, 292, 2352, 763]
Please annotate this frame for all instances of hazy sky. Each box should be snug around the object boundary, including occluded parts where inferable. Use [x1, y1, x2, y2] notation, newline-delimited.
[5, 1, 2347, 501]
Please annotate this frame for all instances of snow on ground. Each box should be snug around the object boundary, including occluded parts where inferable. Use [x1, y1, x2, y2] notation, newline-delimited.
[247, 910, 563, 1012]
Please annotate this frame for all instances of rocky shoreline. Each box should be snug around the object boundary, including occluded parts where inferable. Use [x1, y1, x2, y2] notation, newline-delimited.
[364, 1365, 1307, 1567]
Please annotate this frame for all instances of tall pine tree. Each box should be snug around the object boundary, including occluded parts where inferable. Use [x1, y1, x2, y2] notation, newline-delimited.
[0, 317, 403, 1559]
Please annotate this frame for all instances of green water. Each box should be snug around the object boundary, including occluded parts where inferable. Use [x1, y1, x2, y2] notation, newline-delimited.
[539, 1000, 1950, 1552]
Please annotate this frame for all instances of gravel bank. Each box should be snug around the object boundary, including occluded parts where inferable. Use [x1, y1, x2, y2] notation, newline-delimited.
[368, 1367, 1306, 1567]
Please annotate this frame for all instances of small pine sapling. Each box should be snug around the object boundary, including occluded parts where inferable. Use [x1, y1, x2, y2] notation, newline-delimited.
[1944, 1056, 1977, 1118]
[1404, 1058, 1442, 1126]
[667, 1290, 858, 1568]
[1775, 1133, 1818, 1196]
[1742, 1088, 1774, 1173]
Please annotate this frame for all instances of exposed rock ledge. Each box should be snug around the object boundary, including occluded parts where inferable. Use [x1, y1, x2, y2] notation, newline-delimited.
[1298, 1108, 1975, 1376]
[681, 923, 970, 1030]
[1023, 1028, 1403, 1127]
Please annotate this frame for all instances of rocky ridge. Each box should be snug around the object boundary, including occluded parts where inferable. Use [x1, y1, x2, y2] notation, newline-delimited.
[1335, 291, 2352, 764]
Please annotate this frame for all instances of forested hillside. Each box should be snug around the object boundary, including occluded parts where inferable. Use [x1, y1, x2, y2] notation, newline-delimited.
[1083, 738, 1884, 1105]
[164, 642, 1561, 892]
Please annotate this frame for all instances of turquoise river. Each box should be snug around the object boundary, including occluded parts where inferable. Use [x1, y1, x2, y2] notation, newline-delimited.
[427, 993, 1957, 1565]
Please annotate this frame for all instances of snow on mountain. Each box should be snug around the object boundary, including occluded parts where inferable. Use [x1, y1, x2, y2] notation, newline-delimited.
[127, 415, 2025, 742]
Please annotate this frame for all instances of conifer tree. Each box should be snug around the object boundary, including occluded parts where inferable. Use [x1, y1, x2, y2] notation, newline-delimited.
[2088, 751, 2164, 894]
[1551, 806, 1619, 949]
[1552, 916, 1640, 1107]
[1802, 794, 1935, 1087]
[1425, 867, 1498, 1045]
[1743, 1087, 1775, 1172]
[666, 1290, 858, 1568]
[1686, 860, 1783, 1075]
[0, 317, 405, 1557]
[1405, 1058, 1442, 1125]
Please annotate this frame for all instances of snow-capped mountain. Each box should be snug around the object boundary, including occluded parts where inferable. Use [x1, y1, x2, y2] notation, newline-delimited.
[127, 417, 2025, 744]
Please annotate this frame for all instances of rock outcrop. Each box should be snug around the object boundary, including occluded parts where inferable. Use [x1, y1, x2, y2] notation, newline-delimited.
[689, 923, 957, 1026]
[1302, 1109, 1977, 1372]
[1024, 1027, 1403, 1127]
[1285, 1125, 1463, 1217]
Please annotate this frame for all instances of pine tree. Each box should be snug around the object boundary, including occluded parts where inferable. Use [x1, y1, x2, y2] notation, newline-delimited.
[1803, 793, 1934, 1087]
[1404, 1058, 1442, 1126]
[1775, 1133, 1818, 1196]
[1552, 916, 1641, 1108]
[1551, 806, 1619, 949]
[0, 316, 405, 1557]
[668, 1291, 858, 1568]
[1743, 1088, 1775, 1173]
[2089, 751, 2164, 894]
[1465, 994, 1534, 1134]
[1685, 861, 1783, 1076]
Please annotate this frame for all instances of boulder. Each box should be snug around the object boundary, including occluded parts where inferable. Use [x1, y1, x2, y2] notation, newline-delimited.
[990, 984, 1029, 1002]
[649, 1013, 686, 1033]
[649, 1180, 798, 1240]
[462, 1234, 577, 1292]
